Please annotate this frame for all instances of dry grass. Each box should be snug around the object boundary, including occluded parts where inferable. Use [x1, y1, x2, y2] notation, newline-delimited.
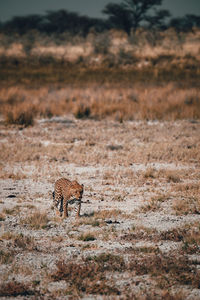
[2, 206, 21, 216]
[86, 253, 126, 271]
[93, 209, 123, 219]
[50, 251, 200, 297]
[4, 104, 34, 127]
[160, 222, 200, 254]
[0, 56, 199, 298]
[78, 232, 96, 242]
[51, 259, 120, 296]
[143, 168, 186, 182]
[74, 217, 102, 227]
[141, 194, 169, 212]
[0, 281, 34, 297]
[0, 172, 28, 180]
[1, 232, 35, 250]
[73, 103, 91, 119]
[129, 254, 200, 289]
[20, 211, 50, 229]
[0, 250, 14, 264]
[123, 222, 200, 255]
[173, 182, 200, 196]
[0, 82, 200, 123]
[172, 197, 200, 215]
[0, 213, 5, 221]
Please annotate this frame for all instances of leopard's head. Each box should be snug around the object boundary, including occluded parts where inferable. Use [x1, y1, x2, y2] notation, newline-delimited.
[70, 181, 84, 201]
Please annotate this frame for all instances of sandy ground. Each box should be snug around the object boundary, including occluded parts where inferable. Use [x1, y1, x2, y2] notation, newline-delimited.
[0, 116, 200, 299]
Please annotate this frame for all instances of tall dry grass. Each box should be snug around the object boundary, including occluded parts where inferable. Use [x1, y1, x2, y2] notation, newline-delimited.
[0, 28, 199, 122]
[0, 84, 199, 122]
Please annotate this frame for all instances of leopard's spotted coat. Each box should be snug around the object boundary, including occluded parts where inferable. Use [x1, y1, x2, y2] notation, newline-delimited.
[53, 178, 84, 218]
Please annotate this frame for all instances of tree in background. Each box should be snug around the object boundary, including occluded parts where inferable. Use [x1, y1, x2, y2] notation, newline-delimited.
[103, 0, 170, 34]
[0, 10, 107, 36]
[102, 3, 133, 34]
[145, 9, 171, 30]
[0, 4, 199, 36]
[169, 14, 200, 32]
[3, 15, 43, 35]
[43, 10, 106, 36]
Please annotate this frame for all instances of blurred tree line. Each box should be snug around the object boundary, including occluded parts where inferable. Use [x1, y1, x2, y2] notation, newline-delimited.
[0, 0, 200, 36]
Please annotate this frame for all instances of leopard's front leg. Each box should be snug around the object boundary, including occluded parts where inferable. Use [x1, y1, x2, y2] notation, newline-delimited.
[76, 201, 81, 218]
[63, 198, 69, 218]
[53, 191, 62, 217]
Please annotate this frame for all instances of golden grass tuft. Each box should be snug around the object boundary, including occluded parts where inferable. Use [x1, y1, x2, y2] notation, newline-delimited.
[0, 84, 200, 122]
[20, 211, 50, 229]
[4, 104, 35, 127]
[1, 232, 35, 250]
[0, 250, 14, 264]
[173, 197, 200, 215]
[73, 103, 91, 119]
[78, 232, 96, 242]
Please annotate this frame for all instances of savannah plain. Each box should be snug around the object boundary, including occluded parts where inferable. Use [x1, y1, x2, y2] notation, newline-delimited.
[0, 28, 200, 299]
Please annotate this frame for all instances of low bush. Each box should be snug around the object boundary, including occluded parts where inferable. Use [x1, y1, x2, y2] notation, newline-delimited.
[0, 281, 34, 297]
[73, 103, 91, 119]
[21, 211, 50, 229]
[5, 105, 34, 127]
[51, 260, 120, 295]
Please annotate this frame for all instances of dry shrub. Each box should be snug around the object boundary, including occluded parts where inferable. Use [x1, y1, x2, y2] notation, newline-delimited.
[93, 32, 111, 55]
[160, 228, 185, 242]
[73, 103, 91, 119]
[3, 206, 20, 216]
[106, 144, 123, 151]
[0, 213, 5, 221]
[160, 223, 200, 254]
[143, 168, 181, 182]
[1, 232, 35, 250]
[0, 172, 27, 180]
[165, 170, 181, 183]
[138, 87, 200, 121]
[75, 217, 102, 227]
[87, 253, 126, 272]
[51, 260, 120, 296]
[21, 211, 50, 229]
[1, 84, 200, 121]
[158, 169, 182, 183]
[93, 209, 122, 219]
[174, 183, 200, 196]
[141, 194, 169, 212]
[0, 281, 34, 297]
[128, 254, 200, 288]
[143, 167, 156, 178]
[78, 232, 96, 241]
[4, 104, 35, 127]
[0, 250, 14, 264]
[122, 226, 158, 242]
[52, 254, 200, 295]
[173, 197, 200, 215]
[13, 233, 35, 250]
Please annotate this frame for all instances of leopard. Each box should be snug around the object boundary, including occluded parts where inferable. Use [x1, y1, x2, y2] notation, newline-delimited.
[52, 178, 84, 218]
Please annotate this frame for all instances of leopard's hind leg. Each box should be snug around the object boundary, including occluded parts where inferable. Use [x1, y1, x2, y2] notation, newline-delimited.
[59, 196, 63, 216]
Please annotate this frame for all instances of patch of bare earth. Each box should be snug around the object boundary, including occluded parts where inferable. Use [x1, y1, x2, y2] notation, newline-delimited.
[0, 117, 200, 299]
